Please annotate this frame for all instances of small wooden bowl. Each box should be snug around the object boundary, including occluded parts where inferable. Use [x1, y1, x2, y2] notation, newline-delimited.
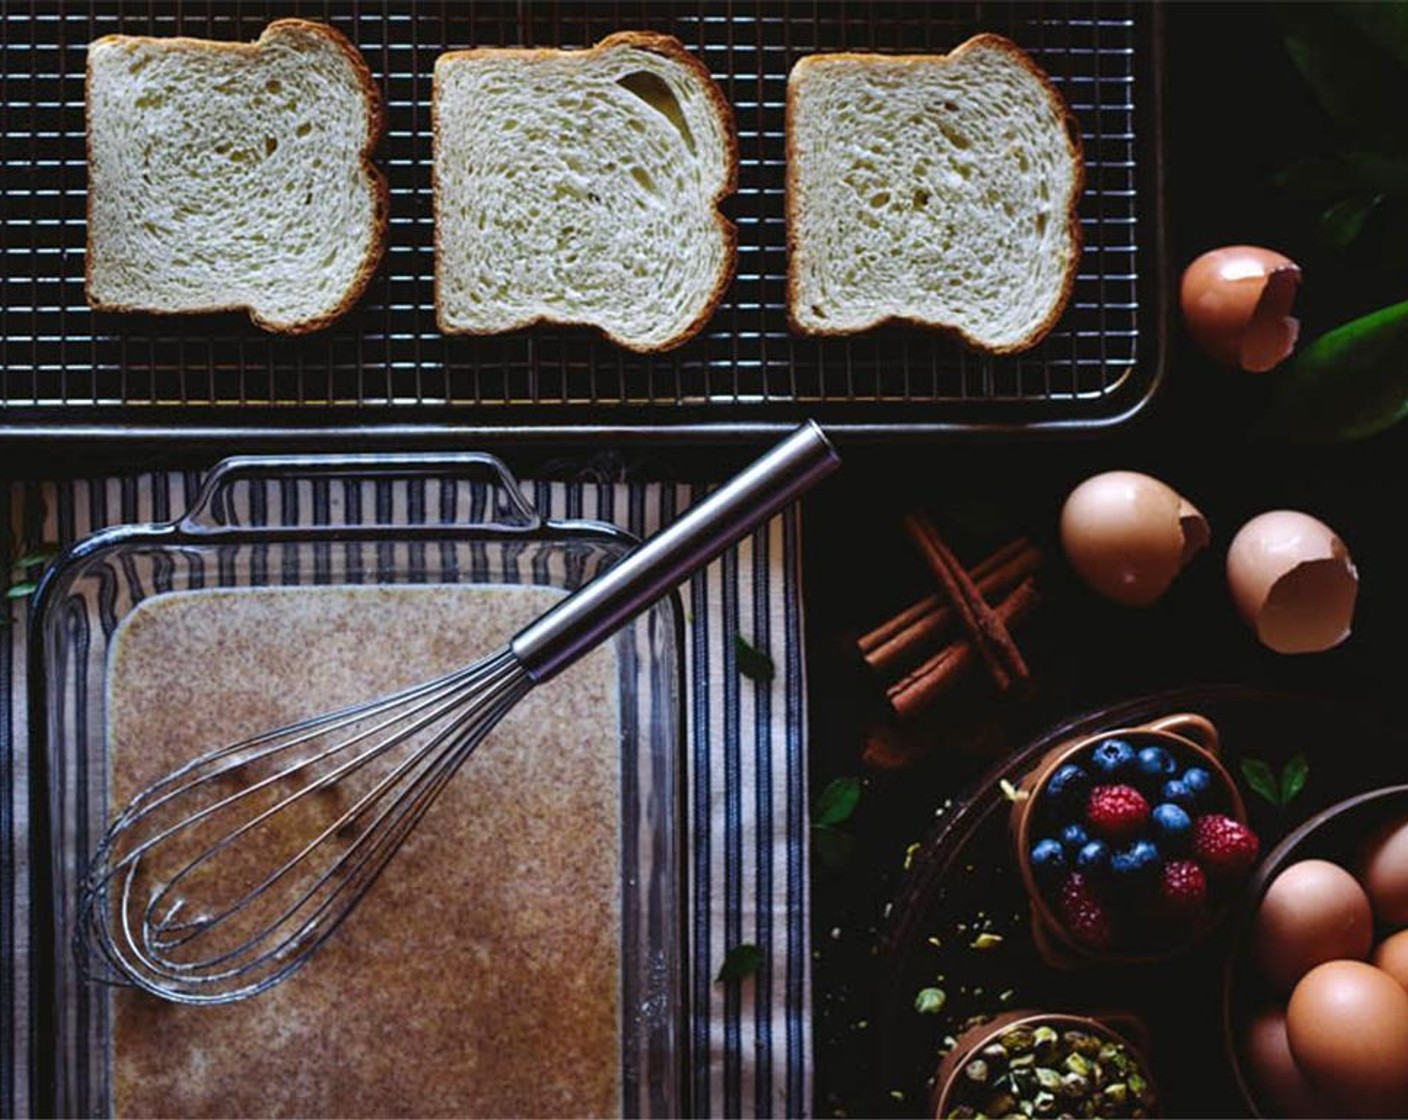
[1010, 712, 1248, 967]
[1222, 784, 1408, 1118]
[932, 1009, 1159, 1118]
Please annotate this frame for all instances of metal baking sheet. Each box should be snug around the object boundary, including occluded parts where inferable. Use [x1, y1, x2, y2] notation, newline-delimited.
[0, 1, 1165, 443]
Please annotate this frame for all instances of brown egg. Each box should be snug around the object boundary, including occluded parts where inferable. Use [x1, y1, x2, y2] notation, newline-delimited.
[1373, 930, 1408, 993]
[1287, 960, 1408, 1117]
[1180, 245, 1302, 371]
[1226, 511, 1358, 654]
[1240, 1007, 1328, 1119]
[1253, 859, 1374, 992]
[1059, 471, 1209, 607]
[1361, 815, 1408, 925]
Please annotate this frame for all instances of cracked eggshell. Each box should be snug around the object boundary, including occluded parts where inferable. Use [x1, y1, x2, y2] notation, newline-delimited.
[1181, 245, 1302, 372]
[1059, 470, 1210, 607]
[1227, 511, 1358, 654]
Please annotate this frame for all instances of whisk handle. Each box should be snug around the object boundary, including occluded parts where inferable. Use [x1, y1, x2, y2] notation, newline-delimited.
[511, 422, 840, 682]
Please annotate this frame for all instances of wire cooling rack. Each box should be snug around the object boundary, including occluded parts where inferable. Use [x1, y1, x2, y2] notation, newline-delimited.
[0, 1, 1164, 443]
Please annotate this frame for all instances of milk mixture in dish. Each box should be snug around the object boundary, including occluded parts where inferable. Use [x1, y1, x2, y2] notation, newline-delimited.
[105, 585, 622, 1118]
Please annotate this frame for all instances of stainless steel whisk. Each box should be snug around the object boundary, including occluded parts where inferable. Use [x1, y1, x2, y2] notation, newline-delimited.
[76, 423, 838, 1004]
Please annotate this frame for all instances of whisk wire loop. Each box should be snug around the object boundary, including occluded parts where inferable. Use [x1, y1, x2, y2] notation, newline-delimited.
[77, 650, 531, 1002]
[140, 665, 497, 942]
[144, 659, 524, 974]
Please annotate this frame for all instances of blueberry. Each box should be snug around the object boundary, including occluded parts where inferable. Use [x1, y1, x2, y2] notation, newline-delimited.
[1044, 763, 1091, 817]
[1128, 839, 1162, 870]
[1137, 746, 1178, 784]
[1112, 839, 1162, 881]
[1162, 779, 1194, 808]
[1060, 823, 1090, 852]
[1090, 739, 1136, 778]
[1151, 803, 1193, 848]
[1181, 767, 1213, 803]
[1030, 838, 1067, 881]
[1076, 839, 1112, 877]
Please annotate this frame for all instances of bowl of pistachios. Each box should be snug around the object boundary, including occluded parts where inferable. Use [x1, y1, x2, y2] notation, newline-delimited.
[931, 1010, 1159, 1119]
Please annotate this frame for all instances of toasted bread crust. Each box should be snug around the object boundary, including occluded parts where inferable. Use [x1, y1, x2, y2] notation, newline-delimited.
[432, 32, 737, 354]
[785, 33, 1085, 354]
[84, 19, 388, 336]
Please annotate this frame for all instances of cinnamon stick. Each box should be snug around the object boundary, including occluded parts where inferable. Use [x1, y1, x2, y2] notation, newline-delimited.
[857, 537, 1028, 654]
[886, 577, 1039, 720]
[861, 540, 1039, 676]
[858, 591, 946, 654]
[903, 514, 1030, 693]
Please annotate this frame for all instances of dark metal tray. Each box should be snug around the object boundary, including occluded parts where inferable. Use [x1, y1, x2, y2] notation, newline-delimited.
[1, 1, 1165, 445]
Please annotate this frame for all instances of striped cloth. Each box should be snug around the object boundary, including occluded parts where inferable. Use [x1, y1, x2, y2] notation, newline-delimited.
[1, 471, 812, 1118]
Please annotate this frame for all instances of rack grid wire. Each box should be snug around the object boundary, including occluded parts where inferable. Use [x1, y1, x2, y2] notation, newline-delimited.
[0, 1, 1162, 440]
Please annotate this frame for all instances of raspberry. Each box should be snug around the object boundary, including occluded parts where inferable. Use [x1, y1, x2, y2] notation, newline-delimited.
[1191, 814, 1260, 878]
[1085, 784, 1151, 840]
[1057, 871, 1117, 950]
[1158, 859, 1209, 923]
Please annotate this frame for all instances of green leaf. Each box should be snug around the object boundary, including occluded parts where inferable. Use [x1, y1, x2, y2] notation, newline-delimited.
[734, 634, 775, 683]
[716, 943, 763, 984]
[14, 543, 60, 569]
[914, 987, 947, 1015]
[5, 582, 37, 600]
[1276, 3, 1408, 149]
[1241, 757, 1282, 807]
[1319, 194, 1382, 248]
[813, 776, 861, 827]
[1259, 297, 1408, 442]
[1281, 753, 1311, 805]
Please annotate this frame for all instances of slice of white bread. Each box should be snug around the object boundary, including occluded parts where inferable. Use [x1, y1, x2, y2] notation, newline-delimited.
[85, 19, 387, 335]
[786, 34, 1084, 353]
[433, 32, 737, 353]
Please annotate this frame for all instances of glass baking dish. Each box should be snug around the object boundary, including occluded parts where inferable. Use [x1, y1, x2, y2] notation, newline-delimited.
[31, 452, 686, 1118]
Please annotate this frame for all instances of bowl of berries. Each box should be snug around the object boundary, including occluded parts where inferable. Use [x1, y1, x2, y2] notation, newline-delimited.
[1010, 712, 1260, 967]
